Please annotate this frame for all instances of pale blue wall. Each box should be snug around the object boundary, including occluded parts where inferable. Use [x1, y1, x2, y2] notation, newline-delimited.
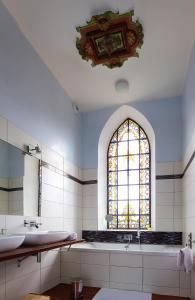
[0, 2, 81, 166]
[182, 40, 195, 153]
[81, 97, 182, 169]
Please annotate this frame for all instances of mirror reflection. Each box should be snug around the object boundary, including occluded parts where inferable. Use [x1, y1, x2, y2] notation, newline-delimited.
[0, 139, 39, 216]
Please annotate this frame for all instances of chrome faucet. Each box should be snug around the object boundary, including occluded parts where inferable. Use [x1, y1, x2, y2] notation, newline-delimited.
[136, 230, 141, 244]
[124, 234, 133, 250]
[24, 220, 42, 229]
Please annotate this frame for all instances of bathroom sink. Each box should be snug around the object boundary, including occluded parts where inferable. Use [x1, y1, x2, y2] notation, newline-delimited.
[0, 235, 25, 252]
[22, 231, 70, 245]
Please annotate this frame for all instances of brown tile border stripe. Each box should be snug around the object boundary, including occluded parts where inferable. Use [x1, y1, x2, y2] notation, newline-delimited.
[41, 149, 195, 185]
[0, 187, 23, 192]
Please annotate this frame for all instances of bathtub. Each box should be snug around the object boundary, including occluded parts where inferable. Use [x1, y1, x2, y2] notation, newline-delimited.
[71, 242, 181, 256]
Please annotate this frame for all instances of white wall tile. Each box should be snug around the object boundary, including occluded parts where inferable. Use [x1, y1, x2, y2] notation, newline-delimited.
[110, 253, 142, 268]
[110, 266, 142, 285]
[6, 257, 39, 282]
[81, 264, 109, 282]
[109, 282, 142, 291]
[143, 255, 177, 270]
[143, 285, 179, 296]
[156, 180, 174, 193]
[81, 252, 109, 266]
[61, 262, 80, 278]
[143, 269, 179, 288]
[0, 116, 7, 142]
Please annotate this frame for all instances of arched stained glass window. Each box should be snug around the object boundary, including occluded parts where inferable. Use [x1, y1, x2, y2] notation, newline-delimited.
[107, 118, 151, 229]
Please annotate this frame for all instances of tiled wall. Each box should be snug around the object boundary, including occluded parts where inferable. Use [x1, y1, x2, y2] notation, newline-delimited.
[82, 162, 183, 232]
[0, 115, 82, 300]
[61, 249, 190, 297]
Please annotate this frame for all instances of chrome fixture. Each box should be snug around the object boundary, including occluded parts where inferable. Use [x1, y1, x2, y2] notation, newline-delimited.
[136, 230, 141, 244]
[25, 144, 41, 155]
[124, 234, 133, 250]
[186, 233, 192, 249]
[0, 228, 7, 235]
[24, 220, 42, 229]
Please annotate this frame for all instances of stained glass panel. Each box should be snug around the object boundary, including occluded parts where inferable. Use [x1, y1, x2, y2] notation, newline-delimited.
[140, 170, 150, 184]
[140, 139, 149, 154]
[118, 171, 128, 185]
[129, 185, 139, 199]
[129, 120, 139, 140]
[129, 155, 139, 169]
[108, 157, 117, 171]
[118, 186, 128, 200]
[129, 200, 139, 214]
[108, 143, 117, 157]
[129, 170, 139, 184]
[108, 172, 117, 185]
[107, 118, 151, 229]
[118, 156, 128, 170]
[118, 215, 128, 228]
[108, 186, 117, 200]
[118, 120, 128, 142]
[108, 201, 117, 215]
[129, 140, 139, 155]
[118, 201, 128, 214]
[140, 200, 150, 214]
[129, 215, 139, 228]
[118, 142, 128, 156]
[140, 154, 150, 169]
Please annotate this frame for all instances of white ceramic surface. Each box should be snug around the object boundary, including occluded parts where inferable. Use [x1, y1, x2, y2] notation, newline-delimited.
[71, 242, 181, 256]
[0, 235, 25, 252]
[22, 230, 70, 245]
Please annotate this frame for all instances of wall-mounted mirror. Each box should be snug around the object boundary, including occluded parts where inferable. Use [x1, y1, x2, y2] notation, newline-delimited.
[0, 139, 40, 216]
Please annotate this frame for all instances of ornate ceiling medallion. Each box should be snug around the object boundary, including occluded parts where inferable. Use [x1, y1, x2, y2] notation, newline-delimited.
[76, 10, 144, 69]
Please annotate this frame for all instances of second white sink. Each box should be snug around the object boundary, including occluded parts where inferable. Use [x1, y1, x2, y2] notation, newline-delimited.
[22, 231, 70, 245]
[0, 235, 25, 252]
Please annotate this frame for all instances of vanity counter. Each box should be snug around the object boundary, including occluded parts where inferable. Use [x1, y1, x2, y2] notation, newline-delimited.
[0, 239, 84, 262]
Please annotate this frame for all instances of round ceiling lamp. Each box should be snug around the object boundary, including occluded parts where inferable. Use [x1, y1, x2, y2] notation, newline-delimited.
[115, 79, 129, 93]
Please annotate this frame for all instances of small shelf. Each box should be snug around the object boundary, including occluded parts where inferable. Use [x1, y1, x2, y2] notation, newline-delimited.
[0, 239, 84, 262]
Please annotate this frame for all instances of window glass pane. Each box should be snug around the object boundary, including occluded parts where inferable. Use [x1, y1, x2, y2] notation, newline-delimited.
[118, 186, 128, 200]
[111, 132, 117, 142]
[129, 140, 139, 155]
[108, 172, 117, 185]
[129, 200, 139, 214]
[118, 171, 128, 185]
[140, 128, 146, 139]
[140, 200, 150, 214]
[140, 154, 150, 169]
[140, 170, 150, 184]
[109, 216, 117, 229]
[118, 201, 128, 214]
[108, 143, 117, 157]
[129, 215, 139, 228]
[108, 157, 117, 171]
[118, 215, 128, 228]
[118, 156, 128, 170]
[140, 184, 150, 199]
[140, 139, 149, 154]
[129, 185, 139, 199]
[108, 186, 117, 200]
[118, 142, 128, 156]
[108, 201, 117, 215]
[118, 120, 128, 142]
[129, 120, 139, 140]
[129, 155, 139, 169]
[129, 170, 139, 184]
[140, 215, 150, 229]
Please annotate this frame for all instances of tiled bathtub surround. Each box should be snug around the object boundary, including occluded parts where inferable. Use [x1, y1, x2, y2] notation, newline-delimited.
[61, 247, 190, 297]
[82, 231, 182, 245]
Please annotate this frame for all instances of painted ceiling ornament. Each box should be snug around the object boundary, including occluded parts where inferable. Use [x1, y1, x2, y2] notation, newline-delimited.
[76, 10, 144, 69]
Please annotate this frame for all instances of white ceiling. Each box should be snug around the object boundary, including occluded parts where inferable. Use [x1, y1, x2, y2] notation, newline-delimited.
[3, 0, 195, 112]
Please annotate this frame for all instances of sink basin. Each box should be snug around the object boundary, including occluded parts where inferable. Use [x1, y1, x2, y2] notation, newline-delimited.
[0, 235, 25, 252]
[22, 231, 70, 245]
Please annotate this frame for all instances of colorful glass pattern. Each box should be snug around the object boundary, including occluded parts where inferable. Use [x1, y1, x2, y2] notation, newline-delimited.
[107, 118, 151, 229]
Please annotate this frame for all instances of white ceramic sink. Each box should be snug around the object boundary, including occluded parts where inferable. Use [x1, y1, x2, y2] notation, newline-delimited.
[22, 231, 70, 245]
[0, 235, 25, 252]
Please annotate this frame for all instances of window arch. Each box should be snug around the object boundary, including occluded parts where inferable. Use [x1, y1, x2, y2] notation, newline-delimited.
[107, 118, 151, 229]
